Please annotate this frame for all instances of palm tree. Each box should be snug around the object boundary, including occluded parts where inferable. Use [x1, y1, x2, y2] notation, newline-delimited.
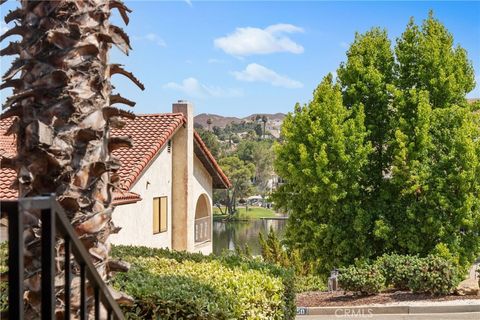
[1, 0, 143, 317]
[261, 115, 268, 139]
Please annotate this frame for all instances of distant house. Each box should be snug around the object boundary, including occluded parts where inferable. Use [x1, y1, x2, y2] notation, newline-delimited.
[0, 101, 231, 254]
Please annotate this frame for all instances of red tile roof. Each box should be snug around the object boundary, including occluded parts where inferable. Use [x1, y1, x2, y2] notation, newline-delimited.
[111, 113, 186, 191]
[0, 118, 17, 201]
[0, 113, 230, 204]
[112, 190, 142, 205]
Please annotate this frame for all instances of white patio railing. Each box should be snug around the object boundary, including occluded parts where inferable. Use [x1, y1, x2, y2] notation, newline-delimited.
[195, 216, 211, 243]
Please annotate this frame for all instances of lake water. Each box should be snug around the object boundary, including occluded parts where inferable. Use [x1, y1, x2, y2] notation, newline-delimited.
[212, 219, 287, 256]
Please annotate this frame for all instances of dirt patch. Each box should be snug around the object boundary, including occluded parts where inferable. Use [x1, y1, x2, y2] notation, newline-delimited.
[297, 290, 480, 307]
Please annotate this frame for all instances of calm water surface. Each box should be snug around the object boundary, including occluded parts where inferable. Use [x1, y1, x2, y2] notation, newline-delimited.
[212, 219, 286, 256]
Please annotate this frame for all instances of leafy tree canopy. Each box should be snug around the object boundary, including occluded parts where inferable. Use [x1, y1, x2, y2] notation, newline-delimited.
[274, 74, 372, 274]
[275, 13, 480, 275]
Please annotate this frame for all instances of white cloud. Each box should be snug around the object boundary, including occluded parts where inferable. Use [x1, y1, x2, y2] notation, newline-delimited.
[163, 77, 243, 99]
[134, 33, 166, 47]
[232, 63, 303, 89]
[208, 58, 226, 64]
[214, 24, 304, 56]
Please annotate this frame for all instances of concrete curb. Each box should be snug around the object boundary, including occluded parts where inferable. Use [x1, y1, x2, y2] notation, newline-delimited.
[296, 304, 480, 316]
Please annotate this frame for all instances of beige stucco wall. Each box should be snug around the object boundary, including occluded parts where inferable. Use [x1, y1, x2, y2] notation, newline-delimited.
[109, 140, 214, 254]
[110, 144, 173, 248]
[193, 155, 213, 254]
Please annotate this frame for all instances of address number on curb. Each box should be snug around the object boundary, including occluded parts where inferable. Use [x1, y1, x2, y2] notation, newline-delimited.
[296, 307, 307, 315]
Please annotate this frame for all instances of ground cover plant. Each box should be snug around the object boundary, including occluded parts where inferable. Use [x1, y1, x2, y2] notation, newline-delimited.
[111, 245, 296, 320]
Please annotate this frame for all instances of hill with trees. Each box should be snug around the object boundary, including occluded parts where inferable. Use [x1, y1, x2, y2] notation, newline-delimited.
[195, 114, 283, 215]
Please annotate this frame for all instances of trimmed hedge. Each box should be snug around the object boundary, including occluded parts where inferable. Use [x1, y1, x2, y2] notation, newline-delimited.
[111, 245, 296, 320]
[338, 254, 462, 296]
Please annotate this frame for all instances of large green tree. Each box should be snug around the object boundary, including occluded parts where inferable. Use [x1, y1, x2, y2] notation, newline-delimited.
[276, 13, 480, 275]
[337, 28, 395, 196]
[274, 75, 372, 274]
[387, 12, 479, 267]
[251, 141, 275, 196]
[217, 156, 256, 215]
[388, 91, 480, 267]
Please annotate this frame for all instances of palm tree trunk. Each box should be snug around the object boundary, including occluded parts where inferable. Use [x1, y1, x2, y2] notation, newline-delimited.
[1, 0, 143, 318]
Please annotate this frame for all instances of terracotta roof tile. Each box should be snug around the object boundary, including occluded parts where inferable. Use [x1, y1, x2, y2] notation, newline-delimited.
[112, 190, 142, 205]
[0, 118, 18, 201]
[111, 113, 186, 190]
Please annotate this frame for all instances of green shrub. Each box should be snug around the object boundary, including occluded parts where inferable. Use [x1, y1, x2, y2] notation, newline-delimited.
[376, 254, 421, 290]
[407, 255, 461, 295]
[295, 274, 327, 293]
[258, 227, 325, 295]
[339, 254, 462, 296]
[111, 245, 296, 320]
[0, 242, 7, 314]
[338, 264, 385, 295]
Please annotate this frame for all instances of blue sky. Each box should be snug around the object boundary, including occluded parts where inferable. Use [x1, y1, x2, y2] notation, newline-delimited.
[1, 1, 479, 117]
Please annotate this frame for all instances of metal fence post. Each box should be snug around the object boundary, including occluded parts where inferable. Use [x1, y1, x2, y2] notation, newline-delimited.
[8, 201, 24, 320]
[41, 204, 55, 320]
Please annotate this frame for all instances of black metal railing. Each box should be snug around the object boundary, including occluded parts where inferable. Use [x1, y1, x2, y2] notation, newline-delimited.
[8, 195, 124, 320]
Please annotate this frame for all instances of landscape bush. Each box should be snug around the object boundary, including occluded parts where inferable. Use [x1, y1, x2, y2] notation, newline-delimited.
[111, 245, 296, 320]
[407, 255, 461, 295]
[294, 274, 327, 293]
[338, 264, 386, 295]
[375, 253, 421, 290]
[339, 254, 462, 296]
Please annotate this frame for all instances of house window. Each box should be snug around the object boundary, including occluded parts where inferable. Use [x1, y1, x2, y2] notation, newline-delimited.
[153, 197, 167, 234]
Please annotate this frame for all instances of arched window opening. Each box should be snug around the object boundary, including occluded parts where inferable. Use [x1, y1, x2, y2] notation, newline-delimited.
[195, 194, 211, 243]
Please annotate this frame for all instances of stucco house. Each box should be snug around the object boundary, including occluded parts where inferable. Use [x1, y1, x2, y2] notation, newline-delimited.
[0, 101, 230, 254]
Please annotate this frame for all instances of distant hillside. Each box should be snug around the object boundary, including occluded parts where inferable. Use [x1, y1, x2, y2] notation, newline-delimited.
[195, 113, 286, 129]
[194, 112, 286, 138]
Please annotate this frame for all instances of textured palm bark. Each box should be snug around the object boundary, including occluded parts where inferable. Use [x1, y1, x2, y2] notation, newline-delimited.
[0, 0, 143, 318]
